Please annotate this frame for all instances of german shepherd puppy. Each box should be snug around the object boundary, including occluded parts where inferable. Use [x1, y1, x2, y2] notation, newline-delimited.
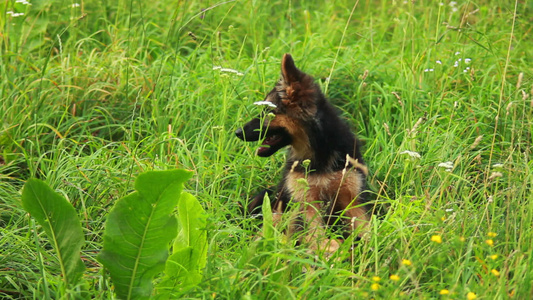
[235, 54, 370, 252]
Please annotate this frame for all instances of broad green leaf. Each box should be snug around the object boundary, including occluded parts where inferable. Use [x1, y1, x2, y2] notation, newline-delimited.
[21, 179, 85, 286]
[157, 192, 208, 294]
[173, 193, 208, 271]
[98, 169, 193, 300]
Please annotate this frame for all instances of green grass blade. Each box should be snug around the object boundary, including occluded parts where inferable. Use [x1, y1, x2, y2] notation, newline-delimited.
[21, 179, 86, 287]
[97, 169, 193, 300]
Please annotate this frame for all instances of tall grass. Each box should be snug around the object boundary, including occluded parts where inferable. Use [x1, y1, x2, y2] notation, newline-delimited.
[1, 0, 532, 298]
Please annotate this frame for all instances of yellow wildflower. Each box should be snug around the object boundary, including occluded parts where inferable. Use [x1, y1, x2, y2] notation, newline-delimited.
[390, 274, 400, 281]
[401, 259, 412, 266]
[439, 289, 450, 295]
[488, 232, 497, 237]
[491, 269, 500, 276]
[371, 283, 380, 291]
[489, 254, 498, 260]
[431, 235, 442, 244]
[485, 239, 494, 246]
[467, 292, 477, 300]
[372, 276, 381, 282]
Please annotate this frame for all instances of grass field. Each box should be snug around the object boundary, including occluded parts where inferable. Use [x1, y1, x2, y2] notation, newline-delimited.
[1, 0, 532, 298]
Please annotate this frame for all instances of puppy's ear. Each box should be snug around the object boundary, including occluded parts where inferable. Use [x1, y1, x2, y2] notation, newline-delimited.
[281, 53, 302, 84]
[278, 54, 316, 110]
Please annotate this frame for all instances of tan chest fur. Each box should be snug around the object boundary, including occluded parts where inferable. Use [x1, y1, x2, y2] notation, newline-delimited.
[285, 168, 364, 205]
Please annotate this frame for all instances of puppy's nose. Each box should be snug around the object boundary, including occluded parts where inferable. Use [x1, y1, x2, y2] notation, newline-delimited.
[235, 128, 244, 140]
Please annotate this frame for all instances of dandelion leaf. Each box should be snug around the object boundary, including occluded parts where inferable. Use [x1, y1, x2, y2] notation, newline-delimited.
[157, 192, 207, 294]
[98, 169, 193, 300]
[21, 179, 85, 286]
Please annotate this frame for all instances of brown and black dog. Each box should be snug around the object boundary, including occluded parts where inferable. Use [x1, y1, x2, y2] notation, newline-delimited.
[236, 54, 370, 252]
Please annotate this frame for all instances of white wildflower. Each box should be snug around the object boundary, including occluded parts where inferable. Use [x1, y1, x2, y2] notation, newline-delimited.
[436, 60, 442, 64]
[71, 3, 81, 7]
[7, 11, 25, 17]
[492, 163, 504, 168]
[455, 51, 461, 55]
[253, 101, 277, 108]
[465, 58, 471, 63]
[438, 161, 454, 171]
[400, 150, 421, 159]
[213, 66, 244, 76]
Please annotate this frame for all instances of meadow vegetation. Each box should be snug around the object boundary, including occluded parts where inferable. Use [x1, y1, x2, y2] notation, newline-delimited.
[1, 0, 532, 298]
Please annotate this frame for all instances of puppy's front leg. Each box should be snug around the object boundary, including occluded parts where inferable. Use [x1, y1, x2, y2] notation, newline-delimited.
[301, 201, 340, 253]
